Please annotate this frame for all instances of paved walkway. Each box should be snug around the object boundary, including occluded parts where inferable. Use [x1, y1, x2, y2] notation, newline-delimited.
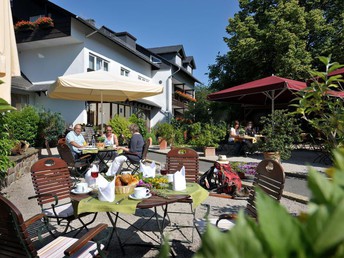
[149, 146, 330, 176]
[2, 146, 324, 257]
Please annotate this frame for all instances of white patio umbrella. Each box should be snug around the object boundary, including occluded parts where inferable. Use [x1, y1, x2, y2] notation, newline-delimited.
[0, 0, 21, 105]
[48, 70, 164, 130]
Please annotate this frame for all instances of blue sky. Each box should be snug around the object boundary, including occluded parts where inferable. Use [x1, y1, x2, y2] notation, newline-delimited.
[50, 0, 240, 85]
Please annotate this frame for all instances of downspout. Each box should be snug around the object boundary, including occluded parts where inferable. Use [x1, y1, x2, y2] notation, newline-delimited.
[166, 66, 181, 122]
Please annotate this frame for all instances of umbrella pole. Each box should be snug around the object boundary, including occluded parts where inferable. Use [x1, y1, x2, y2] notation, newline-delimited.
[100, 91, 103, 133]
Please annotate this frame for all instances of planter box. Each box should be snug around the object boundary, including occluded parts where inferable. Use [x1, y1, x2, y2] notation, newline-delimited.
[204, 147, 216, 157]
[158, 137, 168, 150]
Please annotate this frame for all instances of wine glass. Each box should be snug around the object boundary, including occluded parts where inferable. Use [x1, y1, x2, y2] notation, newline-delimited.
[91, 164, 99, 187]
[160, 163, 167, 175]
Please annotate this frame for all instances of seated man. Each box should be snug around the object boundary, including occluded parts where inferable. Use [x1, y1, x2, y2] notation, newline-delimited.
[66, 124, 86, 159]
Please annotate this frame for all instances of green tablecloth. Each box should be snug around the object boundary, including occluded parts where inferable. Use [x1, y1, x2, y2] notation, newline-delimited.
[160, 183, 209, 208]
[75, 194, 141, 215]
[74, 183, 208, 215]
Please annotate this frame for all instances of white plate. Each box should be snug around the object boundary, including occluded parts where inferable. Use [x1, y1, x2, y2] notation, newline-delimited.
[129, 193, 152, 200]
[71, 187, 93, 195]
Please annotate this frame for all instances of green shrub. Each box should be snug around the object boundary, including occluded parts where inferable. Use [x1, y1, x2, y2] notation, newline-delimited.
[0, 113, 15, 182]
[145, 132, 157, 145]
[129, 114, 148, 139]
[195, 148, 344, 258]
[35, 108, 65, 147]
[108, 115, 131, 145]
[188, 121, 226, 148]
[153, 122, 174, 144]
[5, 106, 39, 146]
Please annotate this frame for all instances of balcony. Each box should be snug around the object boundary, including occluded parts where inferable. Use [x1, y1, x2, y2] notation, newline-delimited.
[15, 17, 72, 44]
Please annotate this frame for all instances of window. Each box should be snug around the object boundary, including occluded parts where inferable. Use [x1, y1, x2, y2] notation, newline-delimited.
[150, 55, 161, 64]
[88, 53, 109, 71]
[120, 67, 130, 77]
[138, 75, 149, 82]
[29, 15, 44, 22]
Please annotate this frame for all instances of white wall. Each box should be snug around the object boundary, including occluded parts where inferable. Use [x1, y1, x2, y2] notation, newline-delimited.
[32, 94, 87, 126]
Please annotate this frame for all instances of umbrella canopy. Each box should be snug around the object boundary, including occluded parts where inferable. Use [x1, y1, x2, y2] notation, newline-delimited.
[207, 75, 307, 113]
[48, 70, 164, 129]
[0, 0, 21, 105]
[48, 70, 164, 102]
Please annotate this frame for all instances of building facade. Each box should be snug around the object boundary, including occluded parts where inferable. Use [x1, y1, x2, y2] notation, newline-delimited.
[11, 0, 199, 129]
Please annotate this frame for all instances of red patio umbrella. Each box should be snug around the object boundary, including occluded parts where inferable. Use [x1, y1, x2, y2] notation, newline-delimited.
[207, 75, 307, 113]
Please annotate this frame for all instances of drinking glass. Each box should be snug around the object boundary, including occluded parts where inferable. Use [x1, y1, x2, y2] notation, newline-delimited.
[91, 164, 99, 187]
[160, 163, 168, 175]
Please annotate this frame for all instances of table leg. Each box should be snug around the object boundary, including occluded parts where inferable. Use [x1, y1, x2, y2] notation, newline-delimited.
[107, 205, 169, 252]
[106, 212, 125, 254]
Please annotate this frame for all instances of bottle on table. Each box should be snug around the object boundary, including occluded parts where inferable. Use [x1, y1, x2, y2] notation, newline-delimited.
[91, 136, 96, 147]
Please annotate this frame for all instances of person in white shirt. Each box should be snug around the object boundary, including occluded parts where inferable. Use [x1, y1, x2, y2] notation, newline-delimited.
[66, 124, 86, 159]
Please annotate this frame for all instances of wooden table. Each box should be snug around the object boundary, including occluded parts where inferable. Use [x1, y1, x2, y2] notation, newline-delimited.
[79, 147, 118, 172]
[71, 191, 190, 254]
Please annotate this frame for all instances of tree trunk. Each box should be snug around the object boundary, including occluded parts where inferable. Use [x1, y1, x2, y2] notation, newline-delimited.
[45, 139, 52, 156]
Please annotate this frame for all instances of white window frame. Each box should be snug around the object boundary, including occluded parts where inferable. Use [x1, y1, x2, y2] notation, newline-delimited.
[120, 67, 130, 77]
[88, 53, 109, 71]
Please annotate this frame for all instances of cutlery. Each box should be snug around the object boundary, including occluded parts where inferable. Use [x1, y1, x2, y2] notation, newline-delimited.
[116, 197, 125, 204]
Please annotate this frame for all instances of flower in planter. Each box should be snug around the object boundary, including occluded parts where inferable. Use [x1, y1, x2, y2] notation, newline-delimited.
[175, 90, 197, 102]
[35, 17, 54, 28]
[14, 20, 36, 31]
[230, 162, 258, 177]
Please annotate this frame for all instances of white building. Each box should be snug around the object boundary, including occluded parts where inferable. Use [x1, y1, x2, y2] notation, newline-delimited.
[11, 0, 199, 130]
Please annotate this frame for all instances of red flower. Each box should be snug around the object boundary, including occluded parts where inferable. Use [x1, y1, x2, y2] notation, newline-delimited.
[35, 17, 54, 28]
[14, 20, 36, 31]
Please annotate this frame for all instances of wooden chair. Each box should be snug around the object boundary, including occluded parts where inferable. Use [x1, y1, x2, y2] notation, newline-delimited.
[29, 158, 97, 236]
[165, 147, 199, 243]
[124, 138, 151, 174]
[57, 138, 91, 178]
[195, 159, 285, 235]
[0, 194, 107, 258]
[166, 147, 199, 183]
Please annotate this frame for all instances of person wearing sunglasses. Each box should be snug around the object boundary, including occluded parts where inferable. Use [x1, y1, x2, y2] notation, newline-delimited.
[102, 125, 119, 147]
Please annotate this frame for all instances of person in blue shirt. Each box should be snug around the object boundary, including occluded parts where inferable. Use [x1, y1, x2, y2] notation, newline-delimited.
[66, 124, 86, 159]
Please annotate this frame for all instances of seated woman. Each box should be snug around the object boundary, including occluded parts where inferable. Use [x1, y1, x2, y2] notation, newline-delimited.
[228, 120, 244, 156]
[106, 123, 144, 175]
[102, 125, 119, 146]
[98, 125, 119, 172]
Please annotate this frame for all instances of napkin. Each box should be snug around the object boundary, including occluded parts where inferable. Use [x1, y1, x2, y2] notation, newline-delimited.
[98, 180, 115, 202]
[173, 166, 186, 191]
[140, 161, 156, 178]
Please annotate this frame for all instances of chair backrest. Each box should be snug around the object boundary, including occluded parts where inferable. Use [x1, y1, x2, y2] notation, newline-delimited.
[30, 158, 73, 207]
[246, 159, 285, 218]
[0, 195, 37, 257]
[141, 138, 151, 160]
[57, 139, 76, 166]
[166, 147, 199, 183]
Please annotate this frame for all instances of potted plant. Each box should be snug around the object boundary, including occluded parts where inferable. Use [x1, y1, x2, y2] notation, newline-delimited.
[96, 136, 105, 149]
[189, 122, 226, 157]
[14, 20, 36, 32]
[154, 122, 174, 150]
[258, 109, 301, 162]
[35, 17, 54, 29]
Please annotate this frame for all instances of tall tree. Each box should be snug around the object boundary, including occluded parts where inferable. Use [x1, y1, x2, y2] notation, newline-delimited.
[208, 0, 344, 92]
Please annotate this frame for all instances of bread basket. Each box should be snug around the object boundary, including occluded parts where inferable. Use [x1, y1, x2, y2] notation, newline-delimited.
[115, 184, 136, 195]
